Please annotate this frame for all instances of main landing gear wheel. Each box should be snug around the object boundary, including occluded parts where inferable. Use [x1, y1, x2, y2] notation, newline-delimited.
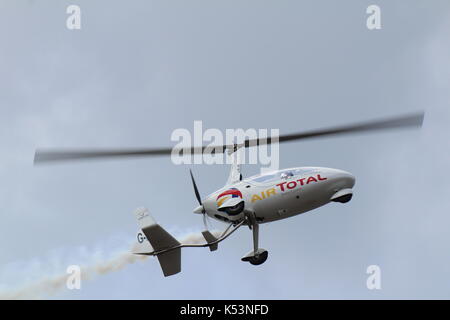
[241, 248, 269, 265]
[248, 250, 268, 265]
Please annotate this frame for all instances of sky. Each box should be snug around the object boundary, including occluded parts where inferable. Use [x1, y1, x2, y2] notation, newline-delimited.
[0, 0, 450, 299]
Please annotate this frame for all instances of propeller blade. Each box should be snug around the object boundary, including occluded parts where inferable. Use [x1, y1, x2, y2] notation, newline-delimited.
[34, 112, 424, 164]
[189, 169, 203, 207]
[202, 213, 208, 230]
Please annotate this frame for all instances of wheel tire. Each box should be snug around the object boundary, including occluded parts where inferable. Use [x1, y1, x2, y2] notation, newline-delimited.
[249, 250, 268, 265]
[332, 194, 352, 203]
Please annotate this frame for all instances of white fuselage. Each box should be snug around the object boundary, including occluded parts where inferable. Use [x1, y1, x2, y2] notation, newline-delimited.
[200, 167, 355, 224]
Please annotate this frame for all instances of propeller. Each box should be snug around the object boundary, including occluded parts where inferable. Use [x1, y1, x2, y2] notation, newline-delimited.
[33, 112, 425, 164]
[189, 169, 210, 230]
[190, 169, 203, 209]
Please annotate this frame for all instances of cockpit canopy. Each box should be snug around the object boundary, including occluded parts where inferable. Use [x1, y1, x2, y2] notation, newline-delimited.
[248, 168, 316, 184]
[280, 171, 294, 180]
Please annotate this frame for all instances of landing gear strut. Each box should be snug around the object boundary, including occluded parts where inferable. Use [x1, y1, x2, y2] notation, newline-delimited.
[241, 211, 268, 265]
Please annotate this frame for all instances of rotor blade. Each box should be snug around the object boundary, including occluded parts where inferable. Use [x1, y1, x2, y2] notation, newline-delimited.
[34, 147, 174, 164]
[34, 112, 424, 164]
[33, 145, 222, 164]
[244, 111, 425, 147]
[189, 169, 202, 206]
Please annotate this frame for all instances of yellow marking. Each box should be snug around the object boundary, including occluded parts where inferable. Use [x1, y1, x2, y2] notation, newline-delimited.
[251, 188, 278, 202]
[266, 188, 276, 197]
[217, 196, 230, 207]
[251, 194, 262, 202]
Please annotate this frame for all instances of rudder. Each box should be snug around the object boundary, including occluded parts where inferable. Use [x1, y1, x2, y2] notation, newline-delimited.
[134, 207, 181, 276]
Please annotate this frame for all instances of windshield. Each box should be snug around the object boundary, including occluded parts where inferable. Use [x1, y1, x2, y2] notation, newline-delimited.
[249, 168, 315, 184]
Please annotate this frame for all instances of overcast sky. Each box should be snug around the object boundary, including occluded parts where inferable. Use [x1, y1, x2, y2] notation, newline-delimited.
[1, 0, 450, 299]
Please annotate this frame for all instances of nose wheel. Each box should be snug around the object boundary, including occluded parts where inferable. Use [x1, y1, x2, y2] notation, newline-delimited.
[241, 211, 269, 266]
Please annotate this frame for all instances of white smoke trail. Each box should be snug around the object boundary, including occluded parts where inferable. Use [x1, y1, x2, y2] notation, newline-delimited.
[0, 231, 220, 300]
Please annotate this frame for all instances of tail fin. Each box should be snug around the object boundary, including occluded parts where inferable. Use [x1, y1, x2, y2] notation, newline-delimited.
[134, 207, 181, 277]
[132, 230, 154, 255]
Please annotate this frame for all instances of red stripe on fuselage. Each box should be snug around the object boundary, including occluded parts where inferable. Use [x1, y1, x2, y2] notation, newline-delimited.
[217, 188, 242, 200]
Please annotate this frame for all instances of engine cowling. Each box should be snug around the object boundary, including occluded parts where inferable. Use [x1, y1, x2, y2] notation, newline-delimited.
[217, 197, 245, 216]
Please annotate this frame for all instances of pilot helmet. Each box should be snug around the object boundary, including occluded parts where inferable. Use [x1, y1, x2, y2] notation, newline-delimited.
[280, 171, 294, 180]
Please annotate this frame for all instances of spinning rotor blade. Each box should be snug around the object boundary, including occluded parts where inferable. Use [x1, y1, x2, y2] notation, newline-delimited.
[34, 112, 424, 164]
[249, 111, 424, 146]
[34, 147, 174, 164]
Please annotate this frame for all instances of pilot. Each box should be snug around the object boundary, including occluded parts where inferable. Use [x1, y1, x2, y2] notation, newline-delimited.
[280, 171, 294, 180]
